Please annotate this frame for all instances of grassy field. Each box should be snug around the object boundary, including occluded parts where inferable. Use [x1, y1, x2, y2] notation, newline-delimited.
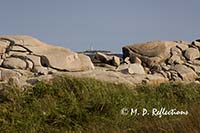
[0, 75, 199, 132]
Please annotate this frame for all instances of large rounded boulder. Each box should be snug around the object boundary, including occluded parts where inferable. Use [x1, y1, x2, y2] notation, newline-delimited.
[122, 41, 178, 66]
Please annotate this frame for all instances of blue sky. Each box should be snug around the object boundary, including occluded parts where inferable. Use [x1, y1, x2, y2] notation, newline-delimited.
[0, 0, 200, 52]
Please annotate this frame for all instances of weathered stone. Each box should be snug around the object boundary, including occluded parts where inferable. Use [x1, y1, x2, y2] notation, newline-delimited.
[192, 60, 200, 66]
[0, 36, 94, 72]
[174, 40, 189, 45]
[130, 55, 142, 64]
[25, 55, 49, 74]
[170, 46, 182, 55]
[185, 63, 200, 74]
[0, 46, 6, 56]
[94, 52, 121, 67]
[124, 57, 131, 64]
[184, 48, 199, 61]
[127, 51, 156, 67]
[26, 59, 34, 70]
[44, 51, 85, 71]
[123, 41, 177, 62]
[128, 63, 146, 75]
[2, 57, 27, 69]
[8, 51, 28, 57]
[7, 76, 22, 86]
[191, 41, 200, 49]
[94, 52, 110, 63]
[146, 74, 168, 85]
[170, 64, 198, 81]
[0, 59, 3, 66]
[167, 55, 184, 65]
[0, 40, 9, 56]
[144, 67, 150, 74]
[118, 63, 146, 75]
[169, 70, 182, 81]
[13, 69, 33, 77]
[26, 55, 42, 68]
[150, 64, 162, 74]
[157, 70, 168, 79]
[95, 63, 116, 70]
[32, 66, 49, 75]
[161, 63, 170, 71]
[176, 41, 189, 51]
[1, 35, 200, 86]
[112, 56, 120, 67]
[0, 68, 21, 81]
[0, 39, 10, 48]
[59, 53, 95, 72]
[168, 46, 186, 65]
[11, 46, 27, 52]
[75, 54, 95, 71]
[165, 71, 171, 79]
[116, 64, 129, 73]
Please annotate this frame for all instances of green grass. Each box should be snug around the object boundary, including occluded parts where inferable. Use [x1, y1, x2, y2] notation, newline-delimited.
[0, 75, 200, 132]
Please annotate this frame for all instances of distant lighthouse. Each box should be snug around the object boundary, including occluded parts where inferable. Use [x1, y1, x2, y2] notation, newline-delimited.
[89, 44, 93, 51]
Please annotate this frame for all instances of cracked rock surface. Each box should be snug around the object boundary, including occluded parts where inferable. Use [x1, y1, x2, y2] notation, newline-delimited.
[0, 35, 94, 86]
[122, 40, 200, 83]
[1, 35, 200, 87]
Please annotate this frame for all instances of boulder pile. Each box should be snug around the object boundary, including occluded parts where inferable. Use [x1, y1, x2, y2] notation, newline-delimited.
[1, 35, 200, 86]
[122, 40, 200, 82]
[93, 52, 121, 67]
[0, 35, 94, 84]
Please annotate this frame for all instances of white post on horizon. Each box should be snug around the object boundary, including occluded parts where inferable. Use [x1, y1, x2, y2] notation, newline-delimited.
[89, 44, 94, 51]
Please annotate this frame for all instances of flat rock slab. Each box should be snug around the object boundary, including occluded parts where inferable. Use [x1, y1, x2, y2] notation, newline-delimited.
[128, 63, 146, 75]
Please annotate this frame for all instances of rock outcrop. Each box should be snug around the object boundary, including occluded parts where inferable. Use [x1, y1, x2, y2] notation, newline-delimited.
[93, 52, 121, 67]
[122, 40, 200, 82]
[1, 35, 200, 87]
[123, 41, 178, 67]
[0, 35, 94, 84]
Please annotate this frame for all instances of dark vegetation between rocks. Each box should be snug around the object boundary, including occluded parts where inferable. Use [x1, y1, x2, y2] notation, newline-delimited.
[0, 76, 199, 132]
